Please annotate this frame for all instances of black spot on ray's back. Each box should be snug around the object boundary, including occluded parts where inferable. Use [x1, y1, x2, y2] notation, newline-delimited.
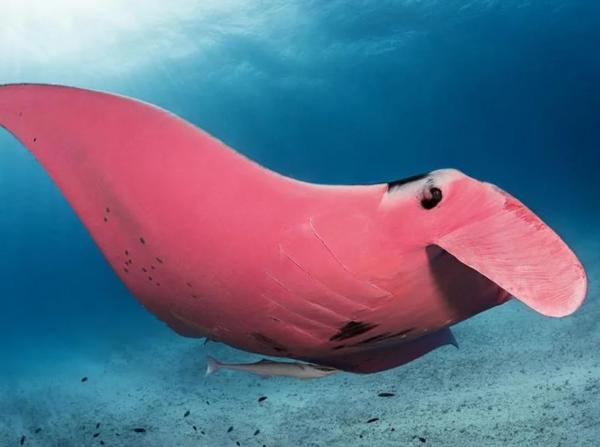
[387, 172, 429, 191]
[330, 321, 378, 341]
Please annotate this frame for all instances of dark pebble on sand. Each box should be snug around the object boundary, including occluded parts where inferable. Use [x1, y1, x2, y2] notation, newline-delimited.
[93, 433, 100, 438]
[184, 410, 190, 418]
[367, 418, 379, 424]
[254, 429, 260, 436]
[228, 426, 234, 433]
[133, 428, 147, 433]
[258, 396, 268, 402]
[81, 377, 88, 383]
[20, 435, 26, 445]
[34, 429, 41, 434]
[418, 436, 426, 443]
[192, 425, 197, 431]
[96, 423, 101, 429]
[378, 392, 395, 397]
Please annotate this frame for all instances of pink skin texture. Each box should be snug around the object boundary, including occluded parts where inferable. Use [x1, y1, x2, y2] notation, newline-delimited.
[0, 84, 587, 373]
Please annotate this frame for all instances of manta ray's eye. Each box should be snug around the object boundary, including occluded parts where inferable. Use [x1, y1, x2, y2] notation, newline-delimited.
[421, 187, 442, 210]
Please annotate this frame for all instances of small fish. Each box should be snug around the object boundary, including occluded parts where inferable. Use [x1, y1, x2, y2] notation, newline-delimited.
[133, 428, 146, 433]
[205, 356, 338, 380]
[184, 410, 190, 418]
[378, 392, 395, 397]
[227, 426, 234, 433]
[258, 396, 267, 402]
[367, 418, 379, 424]
[81, 377, 88, 383]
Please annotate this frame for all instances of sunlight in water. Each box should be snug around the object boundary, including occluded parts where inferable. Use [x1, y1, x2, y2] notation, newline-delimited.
[0, 0, 264, 77]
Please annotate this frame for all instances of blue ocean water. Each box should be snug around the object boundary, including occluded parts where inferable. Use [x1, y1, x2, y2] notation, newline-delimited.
[0, 1, 599, 446]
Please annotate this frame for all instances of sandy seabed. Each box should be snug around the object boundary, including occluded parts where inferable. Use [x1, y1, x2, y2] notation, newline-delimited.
[1, 228, 598, 447]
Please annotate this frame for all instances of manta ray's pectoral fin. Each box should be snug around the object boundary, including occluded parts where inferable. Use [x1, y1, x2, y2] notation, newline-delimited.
[434, 185, 587, 318]
[306, 327, 458, 374]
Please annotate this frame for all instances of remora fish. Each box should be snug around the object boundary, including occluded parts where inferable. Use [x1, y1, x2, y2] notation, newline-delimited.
[205, 356, 338, 380]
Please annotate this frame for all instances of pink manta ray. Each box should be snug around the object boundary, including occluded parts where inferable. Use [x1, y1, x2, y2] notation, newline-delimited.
[0, 84, 587, 373]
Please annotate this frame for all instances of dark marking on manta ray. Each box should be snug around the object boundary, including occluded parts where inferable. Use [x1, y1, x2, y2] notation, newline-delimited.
[123, 268, 129, 273]
[33, 137, 37, 142]
[105, 207, 110, 213]
[355, 333, 391, 345]
[395, 327, 415, 337]
[330, 321, 378, 341]
[125, 250, 129, 256]
[151, 265, 155, 270]
[148, 276, 152, 281]
[142, 267, 147, 273]
[156, 282, 160, 287]
[191, 294, 198, 299]
[156, 257, 163, 264]
[103, 217, 108, 222]
[139, 237, 146, 244]
[252, 332, 287, 352]
[351, 327, 415, 346]
[187, 282, 193, 288]
[387, 172, 429, 191]
[332, 345, 346, 350]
